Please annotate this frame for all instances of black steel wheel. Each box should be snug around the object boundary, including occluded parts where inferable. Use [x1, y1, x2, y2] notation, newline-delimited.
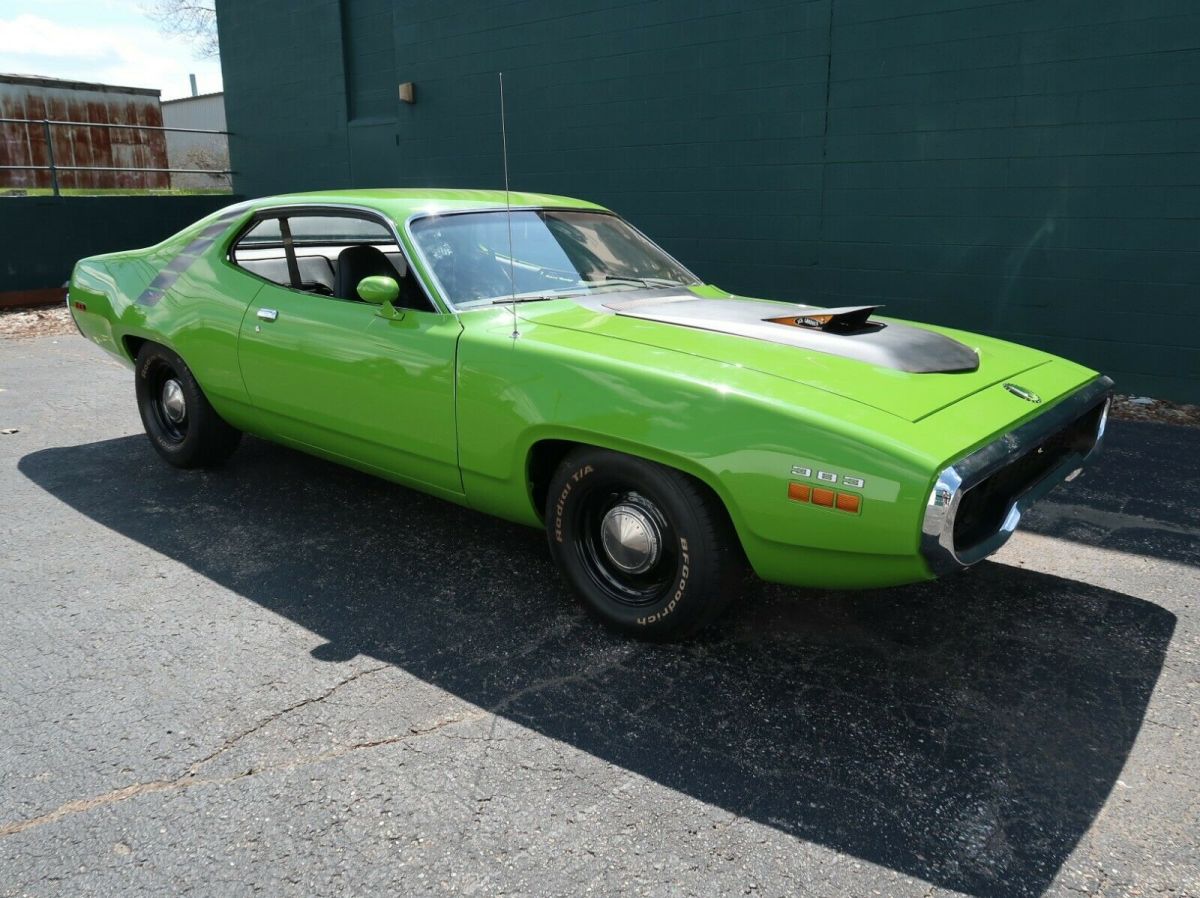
[546, 447, 741, 640]
[576, 486, 678, 608]
[134, 343, 241, 468]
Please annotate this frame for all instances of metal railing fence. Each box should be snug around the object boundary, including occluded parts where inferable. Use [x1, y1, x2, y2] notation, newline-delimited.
[0, 117, 234, 196]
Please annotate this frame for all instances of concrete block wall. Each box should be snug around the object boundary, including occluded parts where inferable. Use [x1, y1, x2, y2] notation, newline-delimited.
[806, 0, 1200, 400]
[217, 0, 353, 196]
[216, 0, 1200, 401]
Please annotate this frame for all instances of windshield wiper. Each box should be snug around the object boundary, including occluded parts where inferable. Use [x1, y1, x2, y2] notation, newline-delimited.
[488, 293, 571, 305]
[585, 276, 683, 289]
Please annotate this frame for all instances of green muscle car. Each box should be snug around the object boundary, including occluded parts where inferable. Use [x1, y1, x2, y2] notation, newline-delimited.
[68, 189, 1111, 639]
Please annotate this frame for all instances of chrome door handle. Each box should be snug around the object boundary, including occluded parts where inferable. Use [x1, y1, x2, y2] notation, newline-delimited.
[257, 308, 278, 322]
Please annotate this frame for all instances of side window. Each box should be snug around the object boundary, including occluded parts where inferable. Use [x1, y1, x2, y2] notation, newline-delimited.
[287, 216, 392, 245]
[237, 217, 282, 247]
[230, 211, 433, 310]
[231, 217, 318, 291]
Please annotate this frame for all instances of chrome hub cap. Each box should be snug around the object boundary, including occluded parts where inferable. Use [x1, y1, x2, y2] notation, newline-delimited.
[161, 379, 186, 424]
[600, 503, 661, 574]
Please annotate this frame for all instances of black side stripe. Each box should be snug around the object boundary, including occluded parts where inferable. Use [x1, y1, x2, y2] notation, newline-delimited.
[135, 208, 246, 307]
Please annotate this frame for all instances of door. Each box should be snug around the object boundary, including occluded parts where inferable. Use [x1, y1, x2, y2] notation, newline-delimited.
[231, 209, 463, 496]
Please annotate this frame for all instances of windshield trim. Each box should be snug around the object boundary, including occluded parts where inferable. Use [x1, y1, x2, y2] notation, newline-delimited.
[402, 206, 702, 312]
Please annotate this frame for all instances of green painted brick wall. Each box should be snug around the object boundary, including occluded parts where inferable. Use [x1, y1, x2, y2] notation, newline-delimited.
[216, 0, 1200, 402]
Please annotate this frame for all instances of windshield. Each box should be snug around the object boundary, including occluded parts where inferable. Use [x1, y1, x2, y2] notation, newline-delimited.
[408, 209, 699, 307]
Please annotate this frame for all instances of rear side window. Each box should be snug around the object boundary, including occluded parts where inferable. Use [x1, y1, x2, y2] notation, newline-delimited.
[235, 217, 283, 248]
[233, 215, 393, 251]
[228, 209, 433, 311]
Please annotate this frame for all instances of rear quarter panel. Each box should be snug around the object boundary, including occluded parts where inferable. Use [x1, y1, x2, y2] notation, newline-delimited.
[69, 205, 259, 414]
[69, 247, 166, 361]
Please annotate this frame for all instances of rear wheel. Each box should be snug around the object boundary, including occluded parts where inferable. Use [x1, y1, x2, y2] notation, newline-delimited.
[546, 447, 741, 640]
[134, 343, 241, 468]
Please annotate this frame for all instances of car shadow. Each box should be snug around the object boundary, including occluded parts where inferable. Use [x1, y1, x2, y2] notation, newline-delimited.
[1018, 419, 1200, 568]
[19, 435, 1175, 898]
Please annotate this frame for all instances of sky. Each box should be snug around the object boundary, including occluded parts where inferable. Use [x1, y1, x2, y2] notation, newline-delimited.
[0, 0, 223, 100]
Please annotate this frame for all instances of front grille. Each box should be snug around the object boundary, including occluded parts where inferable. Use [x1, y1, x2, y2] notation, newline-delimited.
[952, 400, 1106, 553]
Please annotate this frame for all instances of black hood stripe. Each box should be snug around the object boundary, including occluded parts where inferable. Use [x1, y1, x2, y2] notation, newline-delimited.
[582, 293, 980, 374]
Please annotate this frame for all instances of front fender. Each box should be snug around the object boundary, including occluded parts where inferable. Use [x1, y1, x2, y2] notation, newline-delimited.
[455, 312, 938, 588]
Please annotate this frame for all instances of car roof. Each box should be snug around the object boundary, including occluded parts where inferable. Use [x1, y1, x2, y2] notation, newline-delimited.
[253, 188, 608, 219]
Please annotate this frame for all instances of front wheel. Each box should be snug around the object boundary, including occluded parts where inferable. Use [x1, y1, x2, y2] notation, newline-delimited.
[546, 448, 741, 640]
[134, 343, 241, 468]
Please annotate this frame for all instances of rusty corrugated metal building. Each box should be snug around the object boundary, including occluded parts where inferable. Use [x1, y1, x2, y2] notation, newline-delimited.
[0, 74, 169, 192]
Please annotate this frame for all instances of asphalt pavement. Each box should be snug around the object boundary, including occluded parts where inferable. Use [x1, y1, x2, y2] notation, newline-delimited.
[1, 334, 1196, 897]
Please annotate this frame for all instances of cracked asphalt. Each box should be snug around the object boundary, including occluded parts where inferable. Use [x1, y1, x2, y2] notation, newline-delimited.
[0, 334, 1197, 898]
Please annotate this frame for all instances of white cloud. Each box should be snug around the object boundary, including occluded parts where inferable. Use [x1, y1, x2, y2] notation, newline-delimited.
[0, 12, 223, 99]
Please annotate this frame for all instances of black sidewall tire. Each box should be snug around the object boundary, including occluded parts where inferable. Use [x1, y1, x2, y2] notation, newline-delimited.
[134, 344, 240, 468]
[547, 449, 738, 640]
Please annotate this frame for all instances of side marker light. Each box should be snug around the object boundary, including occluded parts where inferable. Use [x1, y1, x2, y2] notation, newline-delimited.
[788, 482, 811, 502]
[788, 483, 863, 514]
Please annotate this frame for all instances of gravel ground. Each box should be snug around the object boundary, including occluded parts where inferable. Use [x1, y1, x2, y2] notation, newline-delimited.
[0, 334, 1197, 898]
[1108, 394, 1200, 427]
[0, 307, 74, 340]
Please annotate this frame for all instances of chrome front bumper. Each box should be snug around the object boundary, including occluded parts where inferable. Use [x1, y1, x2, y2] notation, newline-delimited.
[920, 375, 1113, 576]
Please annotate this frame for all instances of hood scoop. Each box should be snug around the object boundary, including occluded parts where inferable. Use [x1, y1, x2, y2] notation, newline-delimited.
[765, 304, 882, 333]
[596, 294, 979, 374]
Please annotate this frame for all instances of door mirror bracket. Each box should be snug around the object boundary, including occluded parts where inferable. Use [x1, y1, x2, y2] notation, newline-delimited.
[377, 299, 404, 320]
[357, 275, 404, 319]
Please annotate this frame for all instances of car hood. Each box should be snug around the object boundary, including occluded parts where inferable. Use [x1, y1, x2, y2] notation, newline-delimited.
[520, 290, 1055, 422]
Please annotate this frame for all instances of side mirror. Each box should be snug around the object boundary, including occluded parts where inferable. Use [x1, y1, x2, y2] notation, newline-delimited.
[357, 275, 400, 305]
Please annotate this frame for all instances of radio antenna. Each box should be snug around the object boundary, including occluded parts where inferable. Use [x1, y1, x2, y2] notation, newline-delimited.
[499, 72, 518, 339]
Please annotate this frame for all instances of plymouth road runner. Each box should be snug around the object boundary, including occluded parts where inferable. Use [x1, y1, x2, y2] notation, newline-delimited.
[68, 189, 1111, 638]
